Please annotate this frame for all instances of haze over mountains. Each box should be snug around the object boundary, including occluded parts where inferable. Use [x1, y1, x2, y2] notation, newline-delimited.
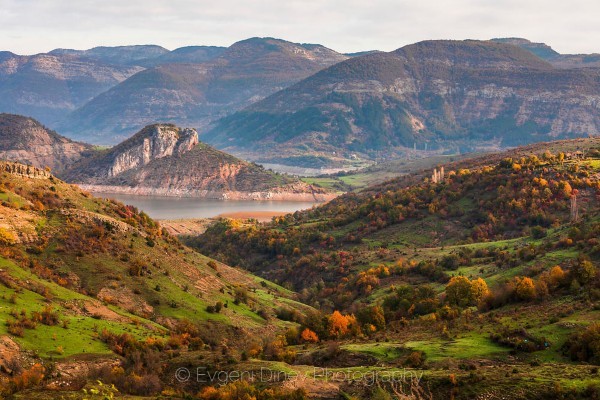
[56, 38, 349, 143]
[1, 37, 599, 167]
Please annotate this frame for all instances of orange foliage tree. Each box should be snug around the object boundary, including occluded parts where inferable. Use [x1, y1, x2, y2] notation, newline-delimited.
[300, 328, 319, 343]
[328, 311, 359, 338]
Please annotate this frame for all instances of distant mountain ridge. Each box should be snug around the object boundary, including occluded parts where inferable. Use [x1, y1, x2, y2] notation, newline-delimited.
[491, 38, 600, 69]
[205, 39, 600, 167]
[48, 45, 170, 65]
[0, 52, 143, 124]
[57, 37, 349, 144]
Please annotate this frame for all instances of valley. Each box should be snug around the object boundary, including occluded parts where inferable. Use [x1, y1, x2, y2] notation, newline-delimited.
[0, 33, 600, 400]
[0, 136, 598, 399]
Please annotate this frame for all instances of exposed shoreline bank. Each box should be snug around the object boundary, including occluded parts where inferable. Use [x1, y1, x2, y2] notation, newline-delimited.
[78, 184, 338, 202]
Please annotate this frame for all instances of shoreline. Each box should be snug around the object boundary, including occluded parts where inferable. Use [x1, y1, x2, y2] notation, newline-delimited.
[78, 184, 338, 202]
[216, 210, 290, 221]
[159, 210, 294, 236]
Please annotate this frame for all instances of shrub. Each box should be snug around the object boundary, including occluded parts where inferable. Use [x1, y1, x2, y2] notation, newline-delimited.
[8, 363, 45, 392]
[571, 258, 597, 285]
[440, 254, 461, 270]
[405, 351, 425, 367]
[563, 323, 600, 364]
[531, 226, 547, 239]
[0, 227, 16, 246]
[40, 306, 59, 325]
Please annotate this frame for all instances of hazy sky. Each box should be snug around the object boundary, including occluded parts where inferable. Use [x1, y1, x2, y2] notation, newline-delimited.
[1, 0, 599, 55]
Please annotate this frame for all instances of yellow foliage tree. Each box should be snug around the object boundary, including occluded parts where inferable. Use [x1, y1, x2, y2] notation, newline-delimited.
[515, 277, 537, 300]
[446, 276, 489, 307]
[470, 278, 490, 304]
[0, 227, 16, 245]
[548, 266, 566, 288]
[445, 276, 473, 307]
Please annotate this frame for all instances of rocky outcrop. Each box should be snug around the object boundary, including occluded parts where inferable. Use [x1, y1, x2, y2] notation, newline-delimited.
[0, 161, 52, 179]
[63, 123, 334, 200]
[0, 114, 91, 172]
[107, 125, 198, 177]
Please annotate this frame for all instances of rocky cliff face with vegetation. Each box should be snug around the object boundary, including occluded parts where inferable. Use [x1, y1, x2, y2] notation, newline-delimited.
[0, 114, 91, 172]
[63, 123, 333, 200]
[207, 40, 600, 167]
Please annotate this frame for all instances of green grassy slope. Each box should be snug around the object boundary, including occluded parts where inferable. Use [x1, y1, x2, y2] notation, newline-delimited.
[189, 138, 600, 399]
[0, 161, 312, 398]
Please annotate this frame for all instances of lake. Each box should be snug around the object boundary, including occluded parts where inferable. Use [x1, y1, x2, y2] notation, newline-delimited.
[91, 192, 320, 220]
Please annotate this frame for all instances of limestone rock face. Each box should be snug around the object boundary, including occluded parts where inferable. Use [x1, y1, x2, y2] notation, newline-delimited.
[107, 125, 198, 177]
[62, 123, 334, 200]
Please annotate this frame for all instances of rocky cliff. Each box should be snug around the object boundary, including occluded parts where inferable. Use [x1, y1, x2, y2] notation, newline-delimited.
[105, 125, 199, 177]
[206, 40, 600, 167]
[0, 114, 91, 172]
[64, 124, 333, 201]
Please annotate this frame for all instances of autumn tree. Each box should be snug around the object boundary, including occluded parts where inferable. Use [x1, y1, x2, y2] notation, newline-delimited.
[328, 311, 359, 338]
[356, 305, 386, 331]
[300, 328, 319, 343]
[514, 277, 537, 301]
[446, 276, 472, 307]
[470, 278, 490, 304]
[548, 266, 566, 288]
[445, 276, 489, 307]
[571, 258, 597, 285]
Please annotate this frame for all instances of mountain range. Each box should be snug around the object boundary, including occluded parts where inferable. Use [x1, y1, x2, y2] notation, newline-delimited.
[2, 37, 600, 168]
[207, 40, 600, 167]
[56, 38, 349, 144]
